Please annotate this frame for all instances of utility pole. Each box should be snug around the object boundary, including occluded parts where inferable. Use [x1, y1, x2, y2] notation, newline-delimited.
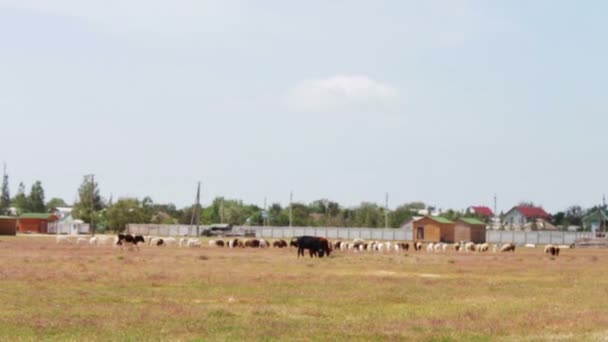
[89, 174, 95, 236]
[191, 182, 201, 236]
[263, 197, 267, 227]
[384, 192, 389, 228]
[289, 191, 293, 228]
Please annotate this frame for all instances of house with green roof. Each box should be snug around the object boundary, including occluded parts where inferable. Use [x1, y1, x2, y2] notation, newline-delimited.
[454, 217, 487, 243]
[17, 213, 58, 234]
[412, 216, 456, 242]
[583, 208, 608, 234]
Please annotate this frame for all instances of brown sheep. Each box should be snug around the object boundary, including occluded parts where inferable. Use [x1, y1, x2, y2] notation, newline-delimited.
[499, 243, 516, 252]
[544, 244, 560, 256]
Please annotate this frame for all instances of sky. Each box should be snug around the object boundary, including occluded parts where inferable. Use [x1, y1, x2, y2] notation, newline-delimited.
[1, 0, 607, 213]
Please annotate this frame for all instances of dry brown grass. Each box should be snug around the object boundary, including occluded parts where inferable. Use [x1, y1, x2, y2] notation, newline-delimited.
[1, 235, 607, 341]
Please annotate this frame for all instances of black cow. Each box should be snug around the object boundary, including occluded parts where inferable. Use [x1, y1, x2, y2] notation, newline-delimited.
[293, 236, 331, 258]
[116, 234, 145, 251]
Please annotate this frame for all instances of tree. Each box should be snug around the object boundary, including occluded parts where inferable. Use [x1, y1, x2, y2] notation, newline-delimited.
[0, 167, 9, 215]
[12, 182, 29, 214]
[46, 198, 68, 209]
[565, 205, 584, 226]
[268, 203, 289, 226]
[352, 202, 383, 228]
[28, 181, 46, 212]
[72, 175, 104, 233]
[105, 198, 148, 232]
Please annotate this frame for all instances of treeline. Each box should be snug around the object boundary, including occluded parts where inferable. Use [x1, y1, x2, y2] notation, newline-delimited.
[0, 172, 604, 232]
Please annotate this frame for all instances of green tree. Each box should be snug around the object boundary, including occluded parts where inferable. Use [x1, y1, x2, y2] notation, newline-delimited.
[564, 205, 584, 226]
[12, 182, 29, 214]
[105, 198, 148, 232]
[389, 203, 423, 228]
[352, 202, 383, 227]
[28, 181, 46, 212]
[72, 175, 104, 233]
[0, 168, 9, 215]
[268, 203, 289, 226]
[46, 198, 68, 209]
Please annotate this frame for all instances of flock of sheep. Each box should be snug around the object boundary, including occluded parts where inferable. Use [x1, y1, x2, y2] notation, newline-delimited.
[53, 234, 572, 257]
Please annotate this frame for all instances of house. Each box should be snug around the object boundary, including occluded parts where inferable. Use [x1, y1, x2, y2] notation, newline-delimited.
[467, 206, 494, 219]
[502, 206, 551, 231]
[47, 213, 90, 235]
[583, 208, 608, 235]
[18, 213, 59, 234]
[454, 217, 486, 243]
[412, 216, 455, 243]
[0, 216, 17, 235]
[401, 216, 423, 230]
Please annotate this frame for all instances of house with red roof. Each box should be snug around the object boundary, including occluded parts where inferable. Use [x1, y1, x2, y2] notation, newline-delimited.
[467, 206, 494, 218]
[502, 205, 552, 230]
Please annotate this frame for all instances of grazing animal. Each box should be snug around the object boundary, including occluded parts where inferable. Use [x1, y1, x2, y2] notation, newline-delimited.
[245, 239, 261, 248]
[524, 243, 536, 248]
[413, 241, 422, 251]
[187, 239, 201, 247]
[259, 239, 270, 248]
[293, 236, 331, 258]
[156, 238, 165, 246]
[89, 236, 99, 246]
[401, 243, 409, 251]
[426, 243, 435, 252]
[273, 240, 288, 248]
[163, 237, 177, 246]
[178, 238, 188, 247]
[544, 244, 560, 256]
[499, 243, 516, 253]
[116, 234, 145, 250]
[149, 237, 162, 246]
[464, 242, 476, 252]
[477, 243, 489, 252]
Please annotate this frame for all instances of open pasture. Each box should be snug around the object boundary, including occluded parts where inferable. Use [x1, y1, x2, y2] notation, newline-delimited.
[0, 235, 607, 341]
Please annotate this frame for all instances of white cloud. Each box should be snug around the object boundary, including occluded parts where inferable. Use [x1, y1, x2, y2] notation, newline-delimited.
[286, 75, 398, 112]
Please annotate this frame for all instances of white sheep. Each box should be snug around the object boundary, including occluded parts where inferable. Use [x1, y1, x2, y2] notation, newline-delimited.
[187, 239, 201, 247]
[426, 243, 435, 252]
[163, 237, 177, 246]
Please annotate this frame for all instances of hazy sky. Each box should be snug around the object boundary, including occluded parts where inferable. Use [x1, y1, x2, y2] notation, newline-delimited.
[1, 1, 606, 213]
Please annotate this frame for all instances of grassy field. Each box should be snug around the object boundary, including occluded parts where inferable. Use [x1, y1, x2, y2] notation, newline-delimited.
[0, 235, 607, 341]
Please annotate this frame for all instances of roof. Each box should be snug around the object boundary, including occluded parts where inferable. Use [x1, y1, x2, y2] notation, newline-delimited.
[515, 206, 551, 219]
[470, 206, 494, 217]
[413, 216, 454, 224]
[583, 209, 608, 224]
[458, 217, 486, 225]
[19, 213, 56, 220]
[0, 216, 17, 220]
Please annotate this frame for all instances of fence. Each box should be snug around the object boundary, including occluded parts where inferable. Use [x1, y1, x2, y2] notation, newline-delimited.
[126, 224, 598, 245]
[48, 222, 90, 235]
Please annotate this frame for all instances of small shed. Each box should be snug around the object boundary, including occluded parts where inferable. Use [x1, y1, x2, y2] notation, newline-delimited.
[454, 217, 486, 243]
[412, 216, 455, 243]
[18, 213, 58, 234]
[0, 216, 17, 235]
